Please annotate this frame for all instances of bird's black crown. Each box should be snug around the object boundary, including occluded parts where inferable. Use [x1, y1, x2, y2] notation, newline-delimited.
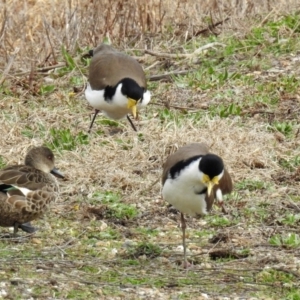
[199, 154, 224, 179]
[120, 78, 145, 101]
[104, 77, 145, 102]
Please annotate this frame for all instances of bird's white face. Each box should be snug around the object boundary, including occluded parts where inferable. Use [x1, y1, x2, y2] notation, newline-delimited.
[201, 171, 224, 196]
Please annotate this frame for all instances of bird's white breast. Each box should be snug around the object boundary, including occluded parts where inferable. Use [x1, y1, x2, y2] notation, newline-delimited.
[162, 159, 208, 217]
[141, 90, 151, 106]
[85, 83, 151, 120]
[85, 83, 129, 119]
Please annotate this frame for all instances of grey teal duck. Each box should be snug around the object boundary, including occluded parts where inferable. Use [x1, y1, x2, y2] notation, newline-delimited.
[0, 146, 64, 236]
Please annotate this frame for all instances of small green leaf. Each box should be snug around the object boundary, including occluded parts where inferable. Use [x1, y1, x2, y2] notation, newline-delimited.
[102, 36, 111, 45]
[62, 45, 76, 70]
[39, 85, 55, 95]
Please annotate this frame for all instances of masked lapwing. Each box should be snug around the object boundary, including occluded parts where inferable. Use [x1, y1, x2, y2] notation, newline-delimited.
[85, 43, 151, 133]
[162, 143, 233, 268]
[0, 146, 64, 236]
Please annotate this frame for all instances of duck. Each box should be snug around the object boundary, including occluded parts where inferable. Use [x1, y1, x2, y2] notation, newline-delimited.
[0, 146, 64, 236]
[85, 43, 151, 133]
[162, 143, 233, 268]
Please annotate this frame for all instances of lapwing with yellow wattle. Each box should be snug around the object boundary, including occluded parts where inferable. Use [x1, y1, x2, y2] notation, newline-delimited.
[162, 143, 233, 268]
[85, 43, 151, 133]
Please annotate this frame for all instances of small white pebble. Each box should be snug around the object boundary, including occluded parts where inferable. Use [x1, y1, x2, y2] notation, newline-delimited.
[44, 77, 54, 83]
[111, 248, 118, 255]
[122, 239, 135, 248]
[198, 220, 207, 226]
[99, 221, 108, 231]
[174, 245, 191, 254]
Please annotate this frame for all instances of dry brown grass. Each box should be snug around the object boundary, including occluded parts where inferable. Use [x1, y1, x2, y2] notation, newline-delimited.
[1, 0, 300, 71]
[0, 109, 280, 201]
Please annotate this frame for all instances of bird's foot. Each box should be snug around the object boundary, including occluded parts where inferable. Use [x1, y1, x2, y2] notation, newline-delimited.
[216, 201, 227, 214]
[183, 260, 192, 269]
[19, 222, 37, 234]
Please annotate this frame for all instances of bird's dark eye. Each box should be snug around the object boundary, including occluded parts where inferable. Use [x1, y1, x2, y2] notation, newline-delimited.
[47, 155, 53, 161]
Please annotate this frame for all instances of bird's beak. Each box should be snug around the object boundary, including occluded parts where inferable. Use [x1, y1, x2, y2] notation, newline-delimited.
[207, 177, 219, 196]
[51, 167, 65, 179]
[127, 98, 137, 119]
[207, 181, 213, 196]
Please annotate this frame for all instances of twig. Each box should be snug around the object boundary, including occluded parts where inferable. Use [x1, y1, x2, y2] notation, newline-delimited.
[0, 231, 35, 241]
[145, 42, 226, 59]
[150, 101, 208, 113]
[144, 60, 161, 71]
[285, 199, 300, 212]
[148, 70, 190, 81]
[274, 267, 300, 278]
[241, 110, 274, 116]
[144, 178, 160, 192]
[0, 4, 7, 41]
[149, 102, 191, 111]
[14, 63, 66, 76]
[37, 63, 66, 72]
[258, 7, 277, 27]
[192, 43, 226, 55]
[0, 47, 20, 85]
[193, 17, 230, 37]
[43, 18, 57, 63]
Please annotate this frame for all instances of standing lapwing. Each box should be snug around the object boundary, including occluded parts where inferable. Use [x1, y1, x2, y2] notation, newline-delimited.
[162, 143, 233, 268]
[85, 44, 151, 133]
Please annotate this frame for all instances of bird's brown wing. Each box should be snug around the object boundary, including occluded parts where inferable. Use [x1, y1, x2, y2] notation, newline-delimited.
[162, 143, 209, 184]
[205, 168, 233, 211]
[89, 47, 146, 90]
[217, 169, 233, 195]
[0, 165, 50, 190]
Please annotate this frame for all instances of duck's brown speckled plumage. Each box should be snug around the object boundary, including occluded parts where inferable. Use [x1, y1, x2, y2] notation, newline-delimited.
[0, 146, 64, 235]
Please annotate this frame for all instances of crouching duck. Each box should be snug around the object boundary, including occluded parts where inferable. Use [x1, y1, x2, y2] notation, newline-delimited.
[0, 146, 64, 236]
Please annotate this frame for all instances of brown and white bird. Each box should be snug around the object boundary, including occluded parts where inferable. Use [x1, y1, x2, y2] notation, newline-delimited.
[0, 146, 64, 236]
[85, 43, 151, 133]
[162, 143, 233, 268]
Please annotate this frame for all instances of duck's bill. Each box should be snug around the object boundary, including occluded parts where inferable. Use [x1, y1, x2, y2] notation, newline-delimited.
[51, 167, 65, 179]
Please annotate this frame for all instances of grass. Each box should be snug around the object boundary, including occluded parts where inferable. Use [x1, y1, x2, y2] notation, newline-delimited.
[269, 233, 300, 248]
[235, 179, 269, 191]
[0, 156, 6, 169]
[46, 128, 89, 151]
[125, 242, 162, 259]
[1, 2, 300, 299]
[88, 191, 139, 220]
